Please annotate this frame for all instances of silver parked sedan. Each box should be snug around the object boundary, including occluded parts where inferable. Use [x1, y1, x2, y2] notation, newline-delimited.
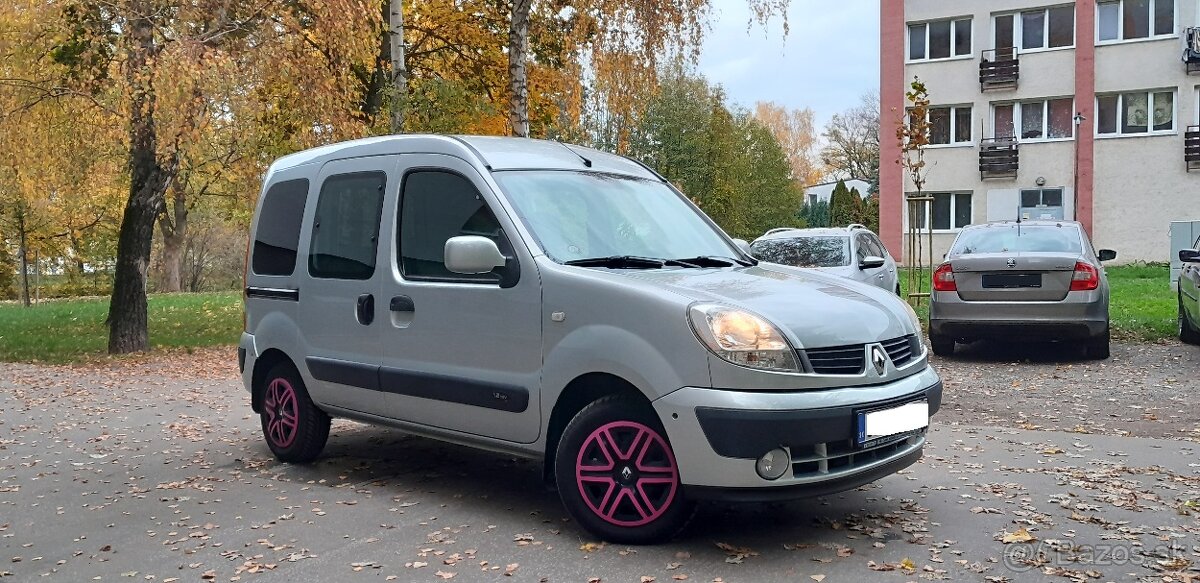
[929, 220, 1116, 359]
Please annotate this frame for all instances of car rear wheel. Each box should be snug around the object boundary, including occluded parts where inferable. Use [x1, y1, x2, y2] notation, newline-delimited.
[929, 333, 954, 357]
[1085, 328, 1110, 360]
[554, 396, 694, 544]
[1179, 295, 1200, 345]
[260, 361, 330, 463]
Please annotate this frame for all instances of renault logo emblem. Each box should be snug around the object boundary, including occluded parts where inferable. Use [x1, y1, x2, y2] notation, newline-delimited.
[1006, 258, 1016, 268]
[870, 345, 887, 375]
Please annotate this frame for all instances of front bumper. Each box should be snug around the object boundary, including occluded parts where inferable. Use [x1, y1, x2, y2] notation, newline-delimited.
[652, 365, 941, 497]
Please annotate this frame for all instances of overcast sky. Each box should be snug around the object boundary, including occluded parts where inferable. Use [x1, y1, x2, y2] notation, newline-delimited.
[697, 0, 880, 129]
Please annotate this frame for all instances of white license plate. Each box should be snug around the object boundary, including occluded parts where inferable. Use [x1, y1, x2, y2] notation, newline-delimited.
[856, 401, 929, 445]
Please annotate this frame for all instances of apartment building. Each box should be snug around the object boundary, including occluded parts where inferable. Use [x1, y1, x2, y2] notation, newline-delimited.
[879, 0, 1200, 263]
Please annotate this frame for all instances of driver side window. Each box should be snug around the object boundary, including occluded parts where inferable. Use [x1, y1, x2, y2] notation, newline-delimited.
[398, 170, 510, 283]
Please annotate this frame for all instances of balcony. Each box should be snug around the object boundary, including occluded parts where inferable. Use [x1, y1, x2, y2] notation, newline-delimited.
[980, 48, 1019, 90]
[1187, 126, 1200, 172]
[979, 138, 1019, 179]
[1186, 28, 1200, 75]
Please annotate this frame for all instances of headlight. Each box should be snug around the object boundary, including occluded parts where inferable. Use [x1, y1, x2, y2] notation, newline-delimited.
[688, 304, 800, 372]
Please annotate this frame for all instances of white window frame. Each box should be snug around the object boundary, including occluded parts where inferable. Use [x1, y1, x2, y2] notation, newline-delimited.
[926, 105, 974, 147]
[907, 17, 974, 62]
[1096, 0, 1178, 44]
[907, 191, 973, 233]
[991, 97, 1076, 142]
[1095, 89, 1178, 137]
[993, 5, 1076, 53]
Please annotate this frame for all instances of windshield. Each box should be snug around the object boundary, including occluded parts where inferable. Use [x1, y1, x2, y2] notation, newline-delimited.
[951, 225, 1082, 255]
[492, 171, 740, 263]
[751, 236, 850, 267]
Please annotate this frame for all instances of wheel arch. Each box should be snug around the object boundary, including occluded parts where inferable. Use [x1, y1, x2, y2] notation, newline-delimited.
[542, 372, 650, 485]
[251, 348, 296, 413]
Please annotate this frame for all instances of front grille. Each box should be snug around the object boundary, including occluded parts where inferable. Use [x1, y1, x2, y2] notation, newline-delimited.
[804, 344, 864, 375]
[882, 335, 918, 367]
[791, 434, 920, 478]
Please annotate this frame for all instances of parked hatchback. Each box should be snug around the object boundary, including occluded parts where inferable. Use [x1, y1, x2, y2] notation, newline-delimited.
[929, 220, 1116, 359]
[1178, 233, 1200, 344]
[240, 135, 941, 543]
[750, 225, 900, 294]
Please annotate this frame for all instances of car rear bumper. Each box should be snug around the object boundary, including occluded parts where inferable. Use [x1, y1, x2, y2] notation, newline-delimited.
[651, 366, 941, 496]
[929, 290, 1107, 340]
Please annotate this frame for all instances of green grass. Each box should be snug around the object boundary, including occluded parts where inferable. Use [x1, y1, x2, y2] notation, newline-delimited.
[901, 264, 1176, 342]
[0, 291, 242, 363]
[0, 264, 1180, 363]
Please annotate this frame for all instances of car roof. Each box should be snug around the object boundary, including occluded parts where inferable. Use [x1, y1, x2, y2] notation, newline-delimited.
[961, 220, 1083, 231]
[753, 226, 868, 243]
[265, 135, 658, 181]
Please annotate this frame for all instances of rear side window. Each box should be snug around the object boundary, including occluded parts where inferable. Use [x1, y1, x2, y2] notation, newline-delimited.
[399, 171, 506, 283]
[252, 179, 309, 276]
[751, 236, 850, 268]
[308, 172, 386, 280]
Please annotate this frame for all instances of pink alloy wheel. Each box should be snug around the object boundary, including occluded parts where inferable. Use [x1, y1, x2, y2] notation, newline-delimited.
[575, 421, 679, 527]
[263, 378, 299, 448]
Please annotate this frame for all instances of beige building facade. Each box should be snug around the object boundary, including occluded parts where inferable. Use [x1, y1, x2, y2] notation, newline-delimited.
[880, 0, 1200, 263]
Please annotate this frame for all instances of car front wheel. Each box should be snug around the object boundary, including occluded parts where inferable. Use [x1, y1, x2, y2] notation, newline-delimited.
[554, 396, 694, 544]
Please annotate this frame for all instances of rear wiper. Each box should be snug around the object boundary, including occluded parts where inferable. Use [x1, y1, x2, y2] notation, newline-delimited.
[673, 255, 757, 267]
[564, 255, 668, 269]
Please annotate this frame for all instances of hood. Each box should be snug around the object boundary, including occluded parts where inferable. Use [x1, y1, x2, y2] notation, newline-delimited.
[614, 264, 912, 348]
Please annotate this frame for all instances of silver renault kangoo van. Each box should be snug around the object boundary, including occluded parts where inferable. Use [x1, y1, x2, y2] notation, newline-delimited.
[240, 135, 941, 543]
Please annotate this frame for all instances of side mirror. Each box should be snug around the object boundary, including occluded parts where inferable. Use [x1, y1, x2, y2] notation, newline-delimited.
[859, 255, 886, 269]
[445, 236, 506, 274]
[1180, 249, 1200, 263]
[1097, 249, 1117, 262]
[732, 238, 753, 255]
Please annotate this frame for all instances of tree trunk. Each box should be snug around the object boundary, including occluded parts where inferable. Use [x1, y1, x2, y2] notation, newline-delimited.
[107, 6, 174, 354]
[507, 0, 531, 137]
[15, 204, 30, 308]
[157, 183, 188, 293]
[388, 0, 406, 133]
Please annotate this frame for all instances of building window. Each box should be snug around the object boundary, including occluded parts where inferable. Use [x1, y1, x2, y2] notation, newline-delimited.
[928, 105, 973, 144]
[992, 98, 1075, 140]
[910, 192, 973, 230]
[1020, 188, 1066, 220]
[995, 6, 1075, 51]
[909, 18, 972, 61]
[1096, 90, 1175, 135]
[1098, 0, 1174, 42]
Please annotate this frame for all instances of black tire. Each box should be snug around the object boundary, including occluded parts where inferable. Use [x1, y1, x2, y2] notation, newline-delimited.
[929, 333, 954, 357]
[554, 396, 695, 544]
[1085, 327, 1110, 360]
[895, 284, 902, 297]
[1179, 294, 1200, 345]
[259, 361, 330, 463]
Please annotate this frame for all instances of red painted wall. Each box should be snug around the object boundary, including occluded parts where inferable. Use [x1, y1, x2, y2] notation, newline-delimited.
[879, 0, 906, 259]
[1074, 0, 1096, 236]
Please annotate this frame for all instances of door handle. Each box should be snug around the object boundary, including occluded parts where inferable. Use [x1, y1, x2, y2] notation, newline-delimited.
[356, 293, 375, 325]
[390, 295, 415, 313]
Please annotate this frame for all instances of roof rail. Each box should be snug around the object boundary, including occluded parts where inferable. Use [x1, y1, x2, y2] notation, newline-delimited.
[763, 227, 797, 236]
[846, 223, 868, 230]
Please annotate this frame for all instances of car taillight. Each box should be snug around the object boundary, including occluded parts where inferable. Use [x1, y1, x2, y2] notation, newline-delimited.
[1070, 261, 1099, 291]
[932, 263, 956, 292]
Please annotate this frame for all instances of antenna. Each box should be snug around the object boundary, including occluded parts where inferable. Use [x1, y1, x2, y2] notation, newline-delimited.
[553, 140, 592, 168]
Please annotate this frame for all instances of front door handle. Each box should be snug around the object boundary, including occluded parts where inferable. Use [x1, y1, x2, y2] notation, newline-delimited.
[356, 293, 375, 325]
[390, 295, 415, 313]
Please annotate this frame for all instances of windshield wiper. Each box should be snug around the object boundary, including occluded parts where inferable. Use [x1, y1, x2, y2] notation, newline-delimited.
[672, 255, 757, 268]
[564, 255, 669, 269]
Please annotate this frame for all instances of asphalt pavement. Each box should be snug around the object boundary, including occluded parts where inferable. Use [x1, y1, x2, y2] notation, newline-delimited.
[1, 346, 1197, 582]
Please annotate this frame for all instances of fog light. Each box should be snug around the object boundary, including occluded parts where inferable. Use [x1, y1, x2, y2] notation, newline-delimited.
[755, 447, 789, 480]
